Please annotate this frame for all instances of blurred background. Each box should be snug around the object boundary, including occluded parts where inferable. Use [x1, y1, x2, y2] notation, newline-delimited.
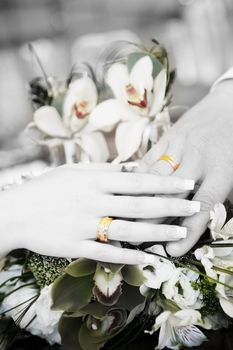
[1, 0, 233, 179]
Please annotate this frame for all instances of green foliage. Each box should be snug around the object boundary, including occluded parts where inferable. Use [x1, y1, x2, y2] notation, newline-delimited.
[52, 273, 94, 312]
[127, 52, 164, 79]
[65, 258, 96, 278]
[58, 314, 83, 350]
[27, 253, 69, 288]
[191, 277, 221, 317]
[121, 265, 145, 287]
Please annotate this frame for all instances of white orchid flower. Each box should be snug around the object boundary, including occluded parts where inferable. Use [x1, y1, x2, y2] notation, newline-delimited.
[89, 55, 168, 162]
[32, 76, 109, 163]
[148, 309, 207, 350]
[63, 77, 98, 133]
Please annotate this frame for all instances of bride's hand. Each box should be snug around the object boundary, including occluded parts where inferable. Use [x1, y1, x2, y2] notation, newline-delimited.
[0, 164, 198, 264]
[139, 80, 233, 256]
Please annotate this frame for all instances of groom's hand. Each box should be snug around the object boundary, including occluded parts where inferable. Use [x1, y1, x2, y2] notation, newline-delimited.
[138, 80, 233, 256]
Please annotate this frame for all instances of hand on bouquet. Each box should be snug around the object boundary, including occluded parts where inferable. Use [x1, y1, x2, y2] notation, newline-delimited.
[0, 163, 199, 264]
[139, 80, 233, 256]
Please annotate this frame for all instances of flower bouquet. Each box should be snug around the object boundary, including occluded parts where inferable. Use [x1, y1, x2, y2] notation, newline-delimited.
[0, 40, 233, 350]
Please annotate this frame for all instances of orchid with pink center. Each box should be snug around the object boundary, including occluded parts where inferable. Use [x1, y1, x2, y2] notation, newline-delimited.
[89, 54, 169, 162]
[31, 76, 109, 163]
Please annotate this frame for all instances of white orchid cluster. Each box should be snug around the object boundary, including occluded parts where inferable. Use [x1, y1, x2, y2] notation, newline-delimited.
[1, 203, 233, 350]
[28, 43, 171, 164]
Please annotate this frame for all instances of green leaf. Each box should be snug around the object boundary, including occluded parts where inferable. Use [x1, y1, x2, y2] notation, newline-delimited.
[80, 302, 109, 319]
[58, 314, 82, 350]
[66, 258, 96, 277]
[79, 323, 108, 350]
[157, 292, 180, 313]
[126, 300, 146, 325]
[52, 273, 94, 312]
[127, 52, 164, 79]
[121, 265, 145, 287]
[117, 284, 144, 311]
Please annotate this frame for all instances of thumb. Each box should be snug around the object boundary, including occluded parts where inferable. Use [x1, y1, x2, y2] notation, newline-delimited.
[166, 172, 233, 257]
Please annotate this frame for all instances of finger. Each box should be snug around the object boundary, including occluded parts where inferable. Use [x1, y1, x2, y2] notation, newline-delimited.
[64, 163, 123, 172]
[98, 195, 201, 219]
[99, 172, 195, 195]
[72, 240, 158, 265]
[166, 171, 233, 257]
[137, 135, 168, 173]
[148, 135, 185, 176]
[108, 219, 187, 242]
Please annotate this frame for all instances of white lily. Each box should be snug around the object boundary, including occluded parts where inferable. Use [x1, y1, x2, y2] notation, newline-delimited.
[89, 55, 169, 162]
[32, 76, 109, 163]
[148, 310, 207, 350]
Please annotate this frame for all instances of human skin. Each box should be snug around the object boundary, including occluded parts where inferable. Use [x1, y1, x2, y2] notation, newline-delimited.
[0, 163, 199, 264]
[139, 80, 233, 256]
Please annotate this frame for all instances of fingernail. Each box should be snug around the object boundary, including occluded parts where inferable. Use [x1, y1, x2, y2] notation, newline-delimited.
[175, 179, 194, 191]
[184, 179, 195, 190]
[137, 252, 156, 265]
[186, 201, 201, 214]
[167, 227, 187, 239]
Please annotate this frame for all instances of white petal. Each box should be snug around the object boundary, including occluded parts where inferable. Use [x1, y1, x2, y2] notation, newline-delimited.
[34, 106, 70, 137]
[63, 77, 98, 117]
[115, 118, 149, 162]
[155, 311, 171, 329]
[89, 99, 138, 131]
[94, 270, 122, 297]
[130, 55, 153, 92]
[208, 203, 227, 240]
[220, 297, 233, 318]
[106, 63, 129, 101]
[63, 77, 98, 132]
[150, 69, 167, 116]
[222, 217, 233, 239]
[79, 132, 109, 162]
[176, 325, 207, 348]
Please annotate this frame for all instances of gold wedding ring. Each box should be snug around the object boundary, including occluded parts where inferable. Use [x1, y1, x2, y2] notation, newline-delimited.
[159, 154, 180, 171]
[97, 217, 113, 243]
